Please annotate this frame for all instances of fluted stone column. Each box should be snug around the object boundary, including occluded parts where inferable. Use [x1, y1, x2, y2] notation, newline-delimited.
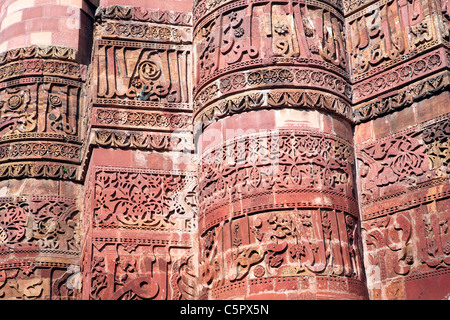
[193, 0, 368, 299]
[0, 0, 96, 299]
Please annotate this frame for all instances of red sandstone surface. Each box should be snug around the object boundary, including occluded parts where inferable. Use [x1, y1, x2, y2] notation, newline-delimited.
[0, 0, 448, 300]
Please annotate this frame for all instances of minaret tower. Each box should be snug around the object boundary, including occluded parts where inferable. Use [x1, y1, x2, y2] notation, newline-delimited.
[192, 0, 368, 299]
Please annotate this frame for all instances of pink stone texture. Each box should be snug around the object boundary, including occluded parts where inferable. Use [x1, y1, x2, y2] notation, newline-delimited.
[0, 0, 449, 300]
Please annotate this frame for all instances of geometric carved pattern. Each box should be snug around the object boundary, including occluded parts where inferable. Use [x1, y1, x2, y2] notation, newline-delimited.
[92, 130, 193, 152]
[94, 108, 192, 131]
[358, 131, 428, 191]
[95, 5, 192, 26]
[354, 71, 450, 123]
[195, 89, 353, 134]
[194, 67, 352, 115]
[352, 49, 446, 103]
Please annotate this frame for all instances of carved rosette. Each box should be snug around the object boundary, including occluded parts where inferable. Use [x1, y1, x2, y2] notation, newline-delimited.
[193, 0, 367, 299]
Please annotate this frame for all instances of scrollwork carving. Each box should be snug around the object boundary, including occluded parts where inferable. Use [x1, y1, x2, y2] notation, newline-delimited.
[199, 129, 355, 216]
[95, 44, 191, 103]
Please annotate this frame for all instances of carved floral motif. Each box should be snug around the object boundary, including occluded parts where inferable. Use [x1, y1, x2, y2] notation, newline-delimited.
[94, 167, 197, 230]
[354, 72, 450, 123]
[94, 108, 192, 131]
[422, 119, 450, 172]
[353, 50, 445, 102]
[93, 130, 193, 152]
[0, 0, 448, 301]
[101, 21, 186, 43]
[94, 44, 191, 103]
[95, 5, 192, 26]
[198, 208, 366, 297]
[358, 132, 427, 190]
[357, 115, 450, 204]
[199, 129, 355, 216]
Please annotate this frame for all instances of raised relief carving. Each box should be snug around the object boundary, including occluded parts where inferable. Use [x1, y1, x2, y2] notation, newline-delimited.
[364, 213, 414, 279]
[220, 10, 259, 65]
[353, 50, 444, 102]
[25, 197, 80, 252]
[0, 196, 80, 253]
[414, 198, 450, 270]
[422, 119, 450, 173]
[0, 194, 81, 300]
[0, 199, 28, 246]
[347, 0, 441, 82]
[93, 130, 193, 152]
[171, 253, 197, 300]
[354, 71, 449, 123]
[194, 1, 349, 92]
[0, 87, 35, 136]
[1, 0, 448, 301]
[94, 167, 197, 230]
[357, 115, 450, 205]
[199, 130, 355, 218]
[0, 83, 80, 138]
[95, 45, 191, 104]
[87, 239, 193, 300]
[198, 208, 365, 297]
[96, 5, 192, 26]
[0, 45, 83, 184]
[357, 131, 428, 201]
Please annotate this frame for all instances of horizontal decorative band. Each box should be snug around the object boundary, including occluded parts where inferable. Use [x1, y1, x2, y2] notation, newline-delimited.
[0, 46, 78, 66]
[95, 5, 193, 26]
[0, 162, 79, 181]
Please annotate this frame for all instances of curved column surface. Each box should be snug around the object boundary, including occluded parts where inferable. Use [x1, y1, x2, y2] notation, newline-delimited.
[193, 0, 368, 299]
[0, 0, 95, 299]
[0, 0, 94, 63]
